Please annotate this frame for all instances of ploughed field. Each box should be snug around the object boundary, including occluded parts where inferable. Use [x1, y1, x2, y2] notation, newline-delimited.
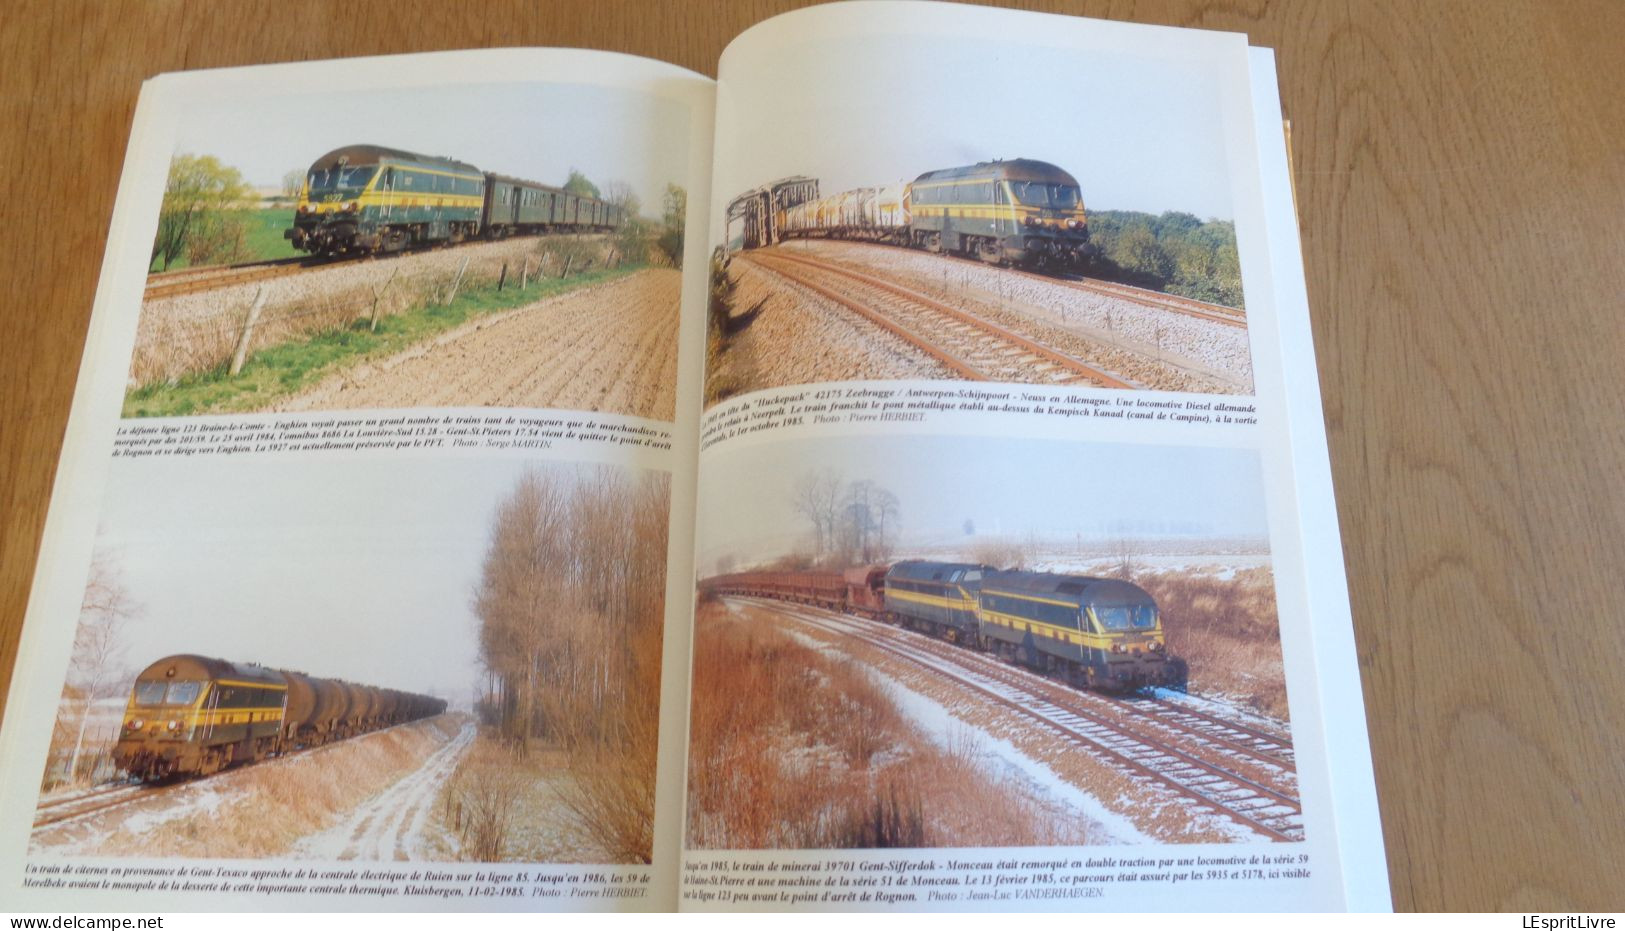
[274, 268, 680, 420]
[709, 241, 1251, 403]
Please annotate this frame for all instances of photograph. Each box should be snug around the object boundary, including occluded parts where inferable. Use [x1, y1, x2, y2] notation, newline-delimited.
[127, 80, 692, 422]
[32, 456, 670, 864]
[686, 435, 1296, 849]
[705, 33, 1255, 407]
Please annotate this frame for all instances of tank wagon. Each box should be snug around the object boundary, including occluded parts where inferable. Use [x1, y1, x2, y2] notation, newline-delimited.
[112, 654, 446, 781]
[287, 144, 624, 257]
[702, 560, 1179, 691]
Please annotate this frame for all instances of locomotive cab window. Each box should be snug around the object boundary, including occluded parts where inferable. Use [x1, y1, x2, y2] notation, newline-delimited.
[165, 681, 202, 705]
[1093, 604, 1158, 631]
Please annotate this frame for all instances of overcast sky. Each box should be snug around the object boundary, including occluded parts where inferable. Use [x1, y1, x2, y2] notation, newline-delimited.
[713, 29, 1240, 242]
[696, 434, 1267, 572]
[88, 456, 653, 707]
[174, 80, 691, 213]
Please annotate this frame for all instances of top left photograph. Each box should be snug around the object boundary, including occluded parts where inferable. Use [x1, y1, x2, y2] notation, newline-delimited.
[125, 75, 696, 422]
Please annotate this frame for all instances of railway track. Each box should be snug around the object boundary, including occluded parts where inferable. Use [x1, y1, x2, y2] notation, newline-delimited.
[32, 782, 150, 832]
[742, 251, 1136, 389]
[778, 239, 1247, 328]
[144, 257, 332, 300]
[739, 597, 1304, 842]
[144, 229, 615, 303]
[872, 624, 1299, 775]
[1122, 693, 1295, 766]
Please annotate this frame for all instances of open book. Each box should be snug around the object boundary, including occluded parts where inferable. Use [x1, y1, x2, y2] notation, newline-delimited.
[0, 1, 1389, 912]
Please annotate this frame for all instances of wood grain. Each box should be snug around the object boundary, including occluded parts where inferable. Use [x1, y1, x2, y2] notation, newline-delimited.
[2, 0, 1622, 911]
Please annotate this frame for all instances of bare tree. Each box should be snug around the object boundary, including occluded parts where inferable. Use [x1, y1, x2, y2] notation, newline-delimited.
[281, 168, 305, 202]
[791, 468, 844, 562]
[471, 466, 668, 862]
[64, 552, 138, 784]
[872, 487, 901, 562]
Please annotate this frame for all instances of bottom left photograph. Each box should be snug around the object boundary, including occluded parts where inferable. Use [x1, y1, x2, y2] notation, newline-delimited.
[30, 452, 670, 865]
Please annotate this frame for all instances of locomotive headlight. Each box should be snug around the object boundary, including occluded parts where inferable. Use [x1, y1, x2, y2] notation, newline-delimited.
[343, 201, 357, 212]
[127, 718, 143, 731]
[1024, 216, 1040, 227]
[166, 720, 181, 731]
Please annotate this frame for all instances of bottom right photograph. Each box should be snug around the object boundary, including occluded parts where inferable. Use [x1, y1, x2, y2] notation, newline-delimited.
[686, 434, 1293, 850]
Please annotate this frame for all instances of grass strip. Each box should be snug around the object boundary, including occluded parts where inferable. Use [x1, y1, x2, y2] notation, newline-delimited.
[123, 264, 643, 417]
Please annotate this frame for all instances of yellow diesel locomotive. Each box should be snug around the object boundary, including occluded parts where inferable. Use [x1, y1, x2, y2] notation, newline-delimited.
[769, 158, 1093, 267]
[112, 654, 445, 781]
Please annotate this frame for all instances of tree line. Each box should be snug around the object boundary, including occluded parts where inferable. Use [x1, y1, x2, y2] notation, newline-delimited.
[791, 469, 900, 567]
[472, 466, 668, 861]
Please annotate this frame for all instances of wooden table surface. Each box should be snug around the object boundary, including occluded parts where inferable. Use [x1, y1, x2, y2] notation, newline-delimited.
[2, 0, 1621, 912]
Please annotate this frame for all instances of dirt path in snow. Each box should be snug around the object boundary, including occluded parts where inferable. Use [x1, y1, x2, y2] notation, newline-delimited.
[291, 721, 475, 861]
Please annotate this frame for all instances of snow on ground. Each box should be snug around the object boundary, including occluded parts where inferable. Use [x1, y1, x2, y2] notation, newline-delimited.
[34, 782, 232, 857]
[292, 720, 476, 861]
[756, 600, 1279, 844]
[876, 669, 1156, 846]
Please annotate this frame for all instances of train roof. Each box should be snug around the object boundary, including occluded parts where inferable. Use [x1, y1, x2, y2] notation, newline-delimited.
[912, 159, 1079, 186]
[886, 560, 990, 582]
[306, 144, 481, 175]
[981, 571, 1155, 604]
[134, 654, 286, 687]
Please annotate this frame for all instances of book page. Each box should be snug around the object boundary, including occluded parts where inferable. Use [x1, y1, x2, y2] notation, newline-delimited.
[0, 48, 715, 912]
[681, 1, 1387, 911]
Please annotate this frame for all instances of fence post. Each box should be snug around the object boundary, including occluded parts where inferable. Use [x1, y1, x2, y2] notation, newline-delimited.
[520, 257, 530, 290]
[560, 254, 574, 279]
[444, 256, 471, 305]
[497, 261, 509, 292]
[370, 266, 400, 333]
[229, 286, 269, 376]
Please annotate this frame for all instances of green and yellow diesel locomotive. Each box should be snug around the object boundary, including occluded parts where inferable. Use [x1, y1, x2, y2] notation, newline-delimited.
[702, 560, 1180, 692]
[287, 144, 624, 256]
[766, 158, 1093, 267]
[907, 159, 1092, 267]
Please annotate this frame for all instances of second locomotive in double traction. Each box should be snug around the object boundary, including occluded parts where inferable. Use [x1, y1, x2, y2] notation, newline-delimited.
[287, 144, 626, 257]
[704, 560, 1181, 691]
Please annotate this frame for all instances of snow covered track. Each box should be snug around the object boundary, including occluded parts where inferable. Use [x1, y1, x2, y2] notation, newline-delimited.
[736, 597, 1304, 842]
[292, 720, 475, 861]
[1120, 694, 1295, 767]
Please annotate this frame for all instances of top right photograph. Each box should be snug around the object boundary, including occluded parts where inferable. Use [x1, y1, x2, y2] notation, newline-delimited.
[706, 20, 1259, 405]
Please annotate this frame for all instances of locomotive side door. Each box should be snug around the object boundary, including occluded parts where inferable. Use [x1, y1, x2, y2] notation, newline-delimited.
[378, 167, 394, 223]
